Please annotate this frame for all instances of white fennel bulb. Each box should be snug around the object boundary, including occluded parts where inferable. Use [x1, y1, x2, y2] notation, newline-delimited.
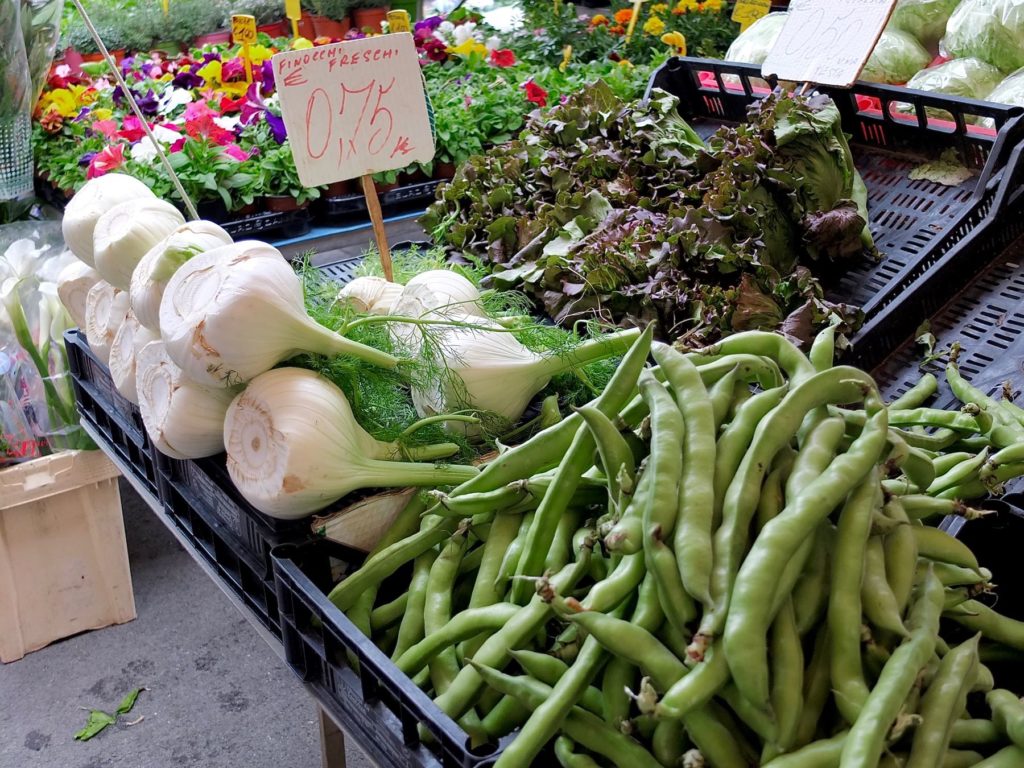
[160, 242, 398, 388]
[403, 270, 486, 317]
[57, 261, 102, 328]
[136, 340, 239, 459]
[131, 220, 232, 332]
[223, 367, 478, 518]
[84, 280, 130, 365]
[413, 321, 640, 426]
[337, 276, 403, 315]
[94, 198, 186, 290]
[109, 311, 159, 405]
[62, 173, 154, 266]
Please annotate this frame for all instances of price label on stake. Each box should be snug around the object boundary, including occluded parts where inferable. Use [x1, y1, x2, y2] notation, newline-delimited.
[386, 9, 410, 33]
[231, 14, 257, 44]
[285, 0, 302, 38]
[761, 0, 897, 87]
[274, 34, 434, 278]
[731, 0, 770, 32]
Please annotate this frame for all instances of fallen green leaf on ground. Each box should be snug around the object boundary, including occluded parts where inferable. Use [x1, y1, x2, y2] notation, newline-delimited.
[73, 688, 146, 742]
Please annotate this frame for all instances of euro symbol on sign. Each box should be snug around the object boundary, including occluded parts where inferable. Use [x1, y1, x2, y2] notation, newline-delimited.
[283, 69, 307, 87]
[391, 136, 413, 157]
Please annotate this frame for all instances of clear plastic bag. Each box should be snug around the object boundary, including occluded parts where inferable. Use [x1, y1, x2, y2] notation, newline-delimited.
[724, 12, 788, 65]
[862, 29, 932, 84]
[905, 57, 1005, 100]
[941, 0, 1024, 74]
[21, 0, 66, 107]
[1, 0, 34, 200]
[889, 0, 961, 52]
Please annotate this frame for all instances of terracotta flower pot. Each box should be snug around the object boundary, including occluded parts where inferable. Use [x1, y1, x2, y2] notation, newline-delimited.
[80, 51, 105, 63]
[351, 6, 389, 32]
[433, 161, 457, 180]
[265, 195, 309, 212]
[297, 11, 317, 39]
[257, 20, 289, 37]
[324, 180, 351, 197]
[193, 30, 232, 47]
[311, 15, 351, 39]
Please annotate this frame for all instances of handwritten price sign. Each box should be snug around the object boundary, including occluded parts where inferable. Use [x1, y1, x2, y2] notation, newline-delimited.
[761, 0, 897, 87]
[273, 34, 434, 187]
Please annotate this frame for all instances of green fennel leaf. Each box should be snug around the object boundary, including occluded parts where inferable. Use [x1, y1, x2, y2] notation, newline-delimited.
[116, 688, 144, 715]
[74, 710, 116, 741]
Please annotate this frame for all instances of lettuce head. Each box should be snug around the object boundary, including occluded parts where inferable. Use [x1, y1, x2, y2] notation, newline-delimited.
[862, 29, 932, 84]
[942, 0, 1024, 73]
[905, 57, 1005, 100]
[725, 12, 789, 65]
[889, 0, 962, 51]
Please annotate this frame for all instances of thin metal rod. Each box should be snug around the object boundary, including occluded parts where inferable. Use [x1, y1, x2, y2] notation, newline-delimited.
[68, 0, 199, 220]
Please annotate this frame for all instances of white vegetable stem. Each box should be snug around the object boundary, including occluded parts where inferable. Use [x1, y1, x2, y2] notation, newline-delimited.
[337, 276, 403, 315]
[224, 367, 477, 518]
[131, 220, 232, 332]
[413, 321, 641, 425]
[136, 340, 239, 459]
[61, 173, 154, 266]
[109, 310, 159, 405]
[160, 242, 398, 388]
[84, 280, 130, 365]
[94, 198, 186, 290]
[56, 261, 101, 329]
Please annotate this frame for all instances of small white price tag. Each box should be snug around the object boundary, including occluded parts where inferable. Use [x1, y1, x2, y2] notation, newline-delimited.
[761, 0, 898, 87]
[272, 34, 435, 187]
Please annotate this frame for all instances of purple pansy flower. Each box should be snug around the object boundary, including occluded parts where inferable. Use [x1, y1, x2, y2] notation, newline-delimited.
[79, 151, 97, 167]
[172, 69, 204, 89]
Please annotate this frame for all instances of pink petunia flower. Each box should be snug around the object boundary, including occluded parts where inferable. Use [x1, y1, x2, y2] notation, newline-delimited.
[87, 144, 125, 179]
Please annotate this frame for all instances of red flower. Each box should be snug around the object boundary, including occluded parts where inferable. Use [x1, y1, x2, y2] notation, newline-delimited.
[222, 143, 250, 161]
[219, 94, 246, 113]
[524, 81, 548, 107]
[87, 144, 125, 179]
[490, 49, 515, 68]
[91, 119, 119, 138]
[116, 115, 147, 142]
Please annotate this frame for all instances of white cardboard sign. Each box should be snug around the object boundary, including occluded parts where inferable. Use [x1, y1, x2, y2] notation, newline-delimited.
[272, 34, 434, 187]
[761, 0, 898, 87]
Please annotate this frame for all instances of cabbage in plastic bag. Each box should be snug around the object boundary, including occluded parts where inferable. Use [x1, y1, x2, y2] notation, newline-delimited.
[725, 12, 788, 65]
[942, 0, 1024, 74]
[889, 0, 961, 51]
[862, 29, 932, 84]
[980, 67, 1024, 127]
[905, 57, 1005, 99]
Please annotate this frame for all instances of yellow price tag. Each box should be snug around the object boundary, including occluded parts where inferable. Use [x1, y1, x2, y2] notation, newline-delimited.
[560, 44, 572, 72]
[232, 14, 258, 44]
[386, 10, 411, 32]
[624, 0, 645, 42]
[284, 0, 301, 20]
[731, 0, 771, 31]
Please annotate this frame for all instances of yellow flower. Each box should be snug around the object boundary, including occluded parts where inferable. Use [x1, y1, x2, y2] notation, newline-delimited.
[702, 0, 722, 10]
[447, 38, 489, 58]
[675, 0, 700, 11]
[292, 36, 314, 49]
[70, 85, 98, 105]
[650, 3, 669, 13]
[196, 59, 249, 98]
[39, 89, 78, 118]
[618, 58, 634, 69]
[90, 108, 112, 121]
[643, 16, 666, 35]
[590, 13, 609, 25]
[247, 44, 274, 64]
[661, 31, 687, 55]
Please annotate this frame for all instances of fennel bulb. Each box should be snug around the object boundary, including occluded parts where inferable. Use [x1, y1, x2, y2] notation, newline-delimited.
[160, 243, 399, 388]
[403, 270, 486, 317]
[84, 280, 130, 365]
[131, 220, 233, 332]
[412, 321, 641, 426]
[93, 198, 186, 291]
[109, 310, 159, 405]
[337, 276, 403, 315]
[223, 367, 479, 518]
[57, 260, 101, 328]
[136, 340, 240, 459]
[61, 173, 155, 266]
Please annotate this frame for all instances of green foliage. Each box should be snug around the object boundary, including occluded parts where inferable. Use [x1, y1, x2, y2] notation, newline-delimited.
[309, 0, 349, 20]
[231, 0, 285, 25]
[165, 0, 229, 41]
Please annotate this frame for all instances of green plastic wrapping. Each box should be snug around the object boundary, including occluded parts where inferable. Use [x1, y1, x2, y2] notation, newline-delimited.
[942, 0, 1024, 74]
[862, 29, 932, 84]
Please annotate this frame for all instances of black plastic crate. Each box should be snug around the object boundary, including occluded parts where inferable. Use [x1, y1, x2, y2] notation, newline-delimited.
[162, 473, 283, 638]
[273, 539, 510, 768]
[319, 181, 443, 223]
[156, 453, 310, 578]
[219, 207, 312, 240]
[646, 58, 1024, 364]
[65, 329, 161, 499]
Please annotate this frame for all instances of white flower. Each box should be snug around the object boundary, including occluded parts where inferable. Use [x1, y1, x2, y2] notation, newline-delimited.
[131, 139, 160, 163]
[453, 21, 479, 45]
[39, 282, 72, 351]
[1, 238, 48, 283]
[152, 124, 182, 143]
[158, 87, 193, 115]
[214, 115, 241, 132]
[485, 35, 501, 50]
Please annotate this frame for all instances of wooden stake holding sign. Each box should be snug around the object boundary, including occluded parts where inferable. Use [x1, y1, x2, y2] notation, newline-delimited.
[761, 0, 898, 87]
[231, 15, 257, 83]
[272, 34, 435, 280]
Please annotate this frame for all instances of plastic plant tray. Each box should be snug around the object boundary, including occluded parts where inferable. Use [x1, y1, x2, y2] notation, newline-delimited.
[65, 329, 161, 499]
[646, 57, 1024, 366]
[273, 539, 512, 768]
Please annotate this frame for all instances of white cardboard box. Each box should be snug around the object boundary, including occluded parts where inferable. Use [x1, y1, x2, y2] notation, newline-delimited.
[0, 449, 135, 662]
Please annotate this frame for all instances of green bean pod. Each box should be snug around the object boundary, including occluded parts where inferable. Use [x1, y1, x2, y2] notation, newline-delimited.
[862, 535, 910, 636]
[906, 634, 981, 768]
[793, 523, 833, 636]
[761, 730, 847, 768]
[654, 644, 730, 719]
[653, 343, 717, 609]
[883, 503, 917, 618]
[764, 599, 804, 760]
[809, 323, 836, 372]
[889, 373, 938, 410]
[928, 449, 990, 495]
[987, 688, 1024, 748]
[424, 531, 469, 694]
[601, 658, 634, 728]
[680, 704, 751, 768]
[969, 744, 1024, 766]
[395, 603, 520, 676]
[391, 550, 437, 661]
[651, 719, 688, 768]
[508, 650, 604, 717]
[949, 718, 1003, 748]
[708, 365, 742, 431]
[838, 568, 945, 768]
[795, 625, 832, 749]
[576, 405, 635, 512]
[913, 526, 981, 572]
[553, 736, 601, 768]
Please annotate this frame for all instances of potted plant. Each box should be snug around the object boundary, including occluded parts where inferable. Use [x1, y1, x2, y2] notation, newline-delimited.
[171, 0, 231, 47]
[310, 0, 350, 39]
[297, 0, 316, 39]
[232, 0, 289, 37]
[123, 7, 159, 55]
[350, 0, 389, 33]
[259, 138, 321, 211]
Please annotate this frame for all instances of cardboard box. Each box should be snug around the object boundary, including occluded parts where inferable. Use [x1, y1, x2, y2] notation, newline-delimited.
[0, 450, 135, 662]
